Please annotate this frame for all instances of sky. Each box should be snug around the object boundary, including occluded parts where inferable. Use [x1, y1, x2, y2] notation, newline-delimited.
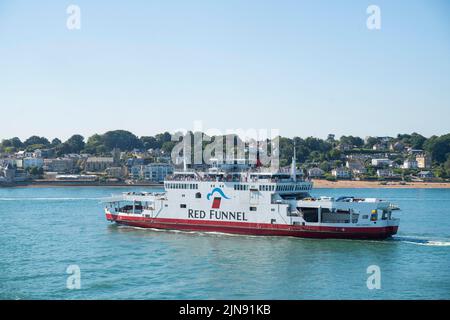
[0, 0, 449, 141]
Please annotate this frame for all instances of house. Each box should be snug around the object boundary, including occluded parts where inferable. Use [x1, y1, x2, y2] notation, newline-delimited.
[331, 167, 351, 179]
[407, 148, 424, 155]
[417, 171, 434, 179]
[126, 158, 145, 168]
[23, 157, 44, 169]
[372, 143, 387, 151]
[347, 154, 371, 161]
[33, 149, 51, 158]
[15, 151, 33, 159]
[106, 166, 127, 179]
[346, 160, 367, 175]
[337, 143, 353, 152]
[85, 157, 114, 172]
[403, 159, 418, 169]
[308, 167, 325, 178]
[371, 159, 393, 167]
[416, 154, 432, 169]
[129, 165, 143, 180]
[390, 142, 405, 152]
[141, 163, 174, 182]
[44, 158, 75, 173]
[377, 169, 394, 178]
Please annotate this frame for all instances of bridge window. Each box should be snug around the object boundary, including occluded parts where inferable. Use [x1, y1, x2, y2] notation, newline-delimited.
[250, 206, 257, 211]
[195, 192, 201, 199]
[180, 204, 186, 208]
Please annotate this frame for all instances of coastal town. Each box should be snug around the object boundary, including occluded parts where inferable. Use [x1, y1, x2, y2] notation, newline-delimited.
[1, 130, 449, 187]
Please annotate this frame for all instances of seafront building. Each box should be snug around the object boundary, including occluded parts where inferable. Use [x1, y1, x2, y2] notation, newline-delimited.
[308, 167, 325, 178]
[23, 157, 44, 169]
[85, 157, 115, 172]
[403, 159, 418, 169]
[331, 167, 351, 179]
[0, 133, 444, 185]
[416, 154, 432, 169]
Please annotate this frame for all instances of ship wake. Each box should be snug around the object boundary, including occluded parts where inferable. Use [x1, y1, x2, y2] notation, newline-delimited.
[391, 236, 450, 247]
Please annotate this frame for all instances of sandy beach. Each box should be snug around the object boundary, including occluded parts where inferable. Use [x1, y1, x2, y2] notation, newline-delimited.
[312, 179, 450, 189]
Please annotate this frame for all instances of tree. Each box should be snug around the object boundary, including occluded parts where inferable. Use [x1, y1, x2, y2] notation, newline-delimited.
[10, 137, 24, 148]
[65, 135, 85, 153]
[140, 136, 158, 150]
[445, 155, 450, 177]
[1, 137, 23, 150]
[1, 139, 12, 148]
[51, 138, 62, 147]
[25, 144, 46, 152]
[24, 136, 50, 147]
[327, 149, 341, 160]
[364, 137, 378, 148]
[102, 130, 142, 151]
[27, 166, 44, 176]
[84, 134, 104, 154]
[340, 135, 364, 148]
[161, 141, 177, 154]
[409, 132, 427, 149]
[424, 134, 450, 164]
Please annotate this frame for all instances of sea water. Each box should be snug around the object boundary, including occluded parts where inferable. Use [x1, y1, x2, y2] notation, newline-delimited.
[0, 187, 449, 299]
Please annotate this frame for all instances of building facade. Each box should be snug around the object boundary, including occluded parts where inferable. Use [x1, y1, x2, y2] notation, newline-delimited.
[142, 164, 174, 182]
[23, 157, 44, 169]
[85, 157, 114, 172]
[331, 167, 351, 179]
[416, 154, 432, 169]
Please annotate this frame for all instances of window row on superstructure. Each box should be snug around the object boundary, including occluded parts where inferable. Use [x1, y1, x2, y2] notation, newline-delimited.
[234, 184, 249, 191]
[276, 184, 310, 191]
[165, 183, 199, 190]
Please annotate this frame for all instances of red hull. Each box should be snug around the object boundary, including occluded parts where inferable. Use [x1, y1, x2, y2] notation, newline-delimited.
[106, 213, 398, 240]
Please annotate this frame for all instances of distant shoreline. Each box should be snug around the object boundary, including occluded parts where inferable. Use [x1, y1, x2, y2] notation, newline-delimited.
[0, 181, 164, 188]
[312, 179, 450, 189]
[1, 180, 450, 189]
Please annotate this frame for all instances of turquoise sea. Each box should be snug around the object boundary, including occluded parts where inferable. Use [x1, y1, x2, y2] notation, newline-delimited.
[0, 187, 449, 299]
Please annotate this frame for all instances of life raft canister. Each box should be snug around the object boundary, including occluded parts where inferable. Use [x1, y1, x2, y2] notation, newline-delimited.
[370, 209, 378, 221]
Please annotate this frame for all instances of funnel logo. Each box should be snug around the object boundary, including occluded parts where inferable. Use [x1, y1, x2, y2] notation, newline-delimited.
[207, 188, 230, 209]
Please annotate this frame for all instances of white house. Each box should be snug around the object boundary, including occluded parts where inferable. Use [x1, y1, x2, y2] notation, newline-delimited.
[371, 159, 393, 167]
[346, 160, 367, 175]
[417, 171, 434, 179]
[15, 151, 33, 159]
[308, 167, 325, 178]
[403, 159, 418, 169]
[377, 169, 394, 178]
[23, 157, 44, 169]
[331, 167, 351, 179]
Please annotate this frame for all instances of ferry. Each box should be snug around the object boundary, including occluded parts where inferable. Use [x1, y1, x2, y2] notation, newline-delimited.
[104, 156, 400, 240]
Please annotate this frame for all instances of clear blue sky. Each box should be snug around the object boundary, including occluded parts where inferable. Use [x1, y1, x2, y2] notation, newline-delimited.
[0, 0, 449, 141]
